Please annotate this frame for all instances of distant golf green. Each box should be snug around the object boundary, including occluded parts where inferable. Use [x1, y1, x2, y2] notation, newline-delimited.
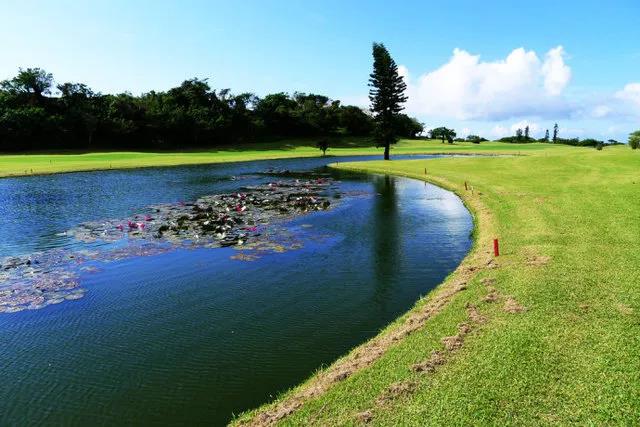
[236, 143, 640, 425]
[0, 138, 557, 178]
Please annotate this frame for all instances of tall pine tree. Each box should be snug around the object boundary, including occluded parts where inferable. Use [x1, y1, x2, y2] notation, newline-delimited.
[553, 123, 559, 143]
[369, 43, 407, 160]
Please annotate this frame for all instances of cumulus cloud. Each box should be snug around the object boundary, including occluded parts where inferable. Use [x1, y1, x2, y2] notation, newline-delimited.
[488, 121, 542, 138]
[615, 83, 640, 113]
[510, 120, 540, 135]
[584, 83, 640, 119]
[542, 46, 572, 95]
[490, 125, 510, 138]
[401, 46, 573, 120]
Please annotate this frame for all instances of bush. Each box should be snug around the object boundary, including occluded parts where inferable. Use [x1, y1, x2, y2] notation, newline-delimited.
[466, 134, 487, 144]
[579, 138, 604, 147]
[629, 131, 640, 150]
[498, 136, 535, 144]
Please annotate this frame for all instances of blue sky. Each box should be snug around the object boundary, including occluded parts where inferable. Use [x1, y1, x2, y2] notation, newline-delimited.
[1, 0, 639, 140]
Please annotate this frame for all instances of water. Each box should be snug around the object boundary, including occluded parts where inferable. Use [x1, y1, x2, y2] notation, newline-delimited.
[0, 155, 472, 425]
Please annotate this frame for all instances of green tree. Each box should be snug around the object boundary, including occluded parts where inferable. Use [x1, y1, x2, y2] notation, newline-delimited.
[516, 128, 523, 140]
[316, 138, 330, 156]
[395, 114, 423, 138]
[544, 129, 550, 142]
[57, 83, 99, 147]
[466, 134, 486, 144]
[0, 67, 53, 102]
[429, 127, 456, 143]
[553, 123, 559, 143]
[524, 125, 530, 140]
[338, 105, 373, 136]
[368, 42, 407, 160]
[629, 130, 640, 150]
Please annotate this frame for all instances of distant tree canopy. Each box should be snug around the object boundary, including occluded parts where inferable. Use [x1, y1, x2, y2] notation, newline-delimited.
[629, 131, 640, 150]
[395, 114, 424, 139]
[498, 122, 621, 148]
[466, 134, 487, 144]
[0, 67, 420, 152]
[429, 127, 456, 143]
[368, 42, 408, 160]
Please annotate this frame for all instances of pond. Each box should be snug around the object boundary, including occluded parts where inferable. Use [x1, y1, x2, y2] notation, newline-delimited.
[0, 155, 473, 425]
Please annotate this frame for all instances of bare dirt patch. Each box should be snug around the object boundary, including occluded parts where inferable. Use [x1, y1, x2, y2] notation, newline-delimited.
[484, 286, 499, 303]
[617, 303, 633, 315]
[466, 303, 488, 324]
[504, 297, 526, 313]
[480, 277, 496, 286]
[526, 255, 551, 267]
[411, 350, 446, 373]
[355, 410, 373, 424]
[375, 380, 417, 406]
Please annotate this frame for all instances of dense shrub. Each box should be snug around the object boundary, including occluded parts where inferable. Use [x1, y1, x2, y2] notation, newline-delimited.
[629, 131, 640, 150]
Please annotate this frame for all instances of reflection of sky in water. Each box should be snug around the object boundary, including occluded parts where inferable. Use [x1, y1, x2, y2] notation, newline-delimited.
[0, 156, 473, 426]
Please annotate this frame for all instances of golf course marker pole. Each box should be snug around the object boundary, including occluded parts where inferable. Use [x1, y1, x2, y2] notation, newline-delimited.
[493, 239, 500, 257]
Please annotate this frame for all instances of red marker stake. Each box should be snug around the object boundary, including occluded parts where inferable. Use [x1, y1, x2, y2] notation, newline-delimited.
[493, 238, 500, 257]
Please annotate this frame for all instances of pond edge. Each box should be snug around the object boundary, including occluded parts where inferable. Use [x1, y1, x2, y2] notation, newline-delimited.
[233, 161, 497, 426]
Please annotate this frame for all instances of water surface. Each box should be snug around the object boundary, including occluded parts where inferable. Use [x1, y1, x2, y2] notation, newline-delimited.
[0, 155, 472, 425]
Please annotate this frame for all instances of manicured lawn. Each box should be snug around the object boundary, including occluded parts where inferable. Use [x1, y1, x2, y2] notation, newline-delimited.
[236, 144, 640, 425]
[6, 139, 637, 424]
[0, 138, 556, 178]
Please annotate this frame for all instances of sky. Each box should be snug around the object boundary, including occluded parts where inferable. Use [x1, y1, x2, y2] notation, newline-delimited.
[1, 0, 639, 141]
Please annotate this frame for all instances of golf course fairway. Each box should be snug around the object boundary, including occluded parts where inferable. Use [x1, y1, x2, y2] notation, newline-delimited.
[236, 143, 640, 425]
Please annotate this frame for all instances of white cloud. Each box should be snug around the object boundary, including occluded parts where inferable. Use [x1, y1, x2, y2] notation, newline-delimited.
[583, 83, 640, 119]
[490, 125, 510, 138]
[401, 46, 573, 120]
[542, 46, 571, 95]
[591, 105, 612, 118]
[510, 120, 540, 136]
[615, 83, 640, 112]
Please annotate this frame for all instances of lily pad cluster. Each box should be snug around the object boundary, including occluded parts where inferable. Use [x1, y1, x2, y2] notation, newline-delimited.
[1, 177, 339, 313]
[0, 251, 85, 313]
[68, 178, 335, 248]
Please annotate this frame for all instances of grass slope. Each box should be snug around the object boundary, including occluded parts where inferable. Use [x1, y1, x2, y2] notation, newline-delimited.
[0, 138, 552, 178]
[236, 144, 640, 425]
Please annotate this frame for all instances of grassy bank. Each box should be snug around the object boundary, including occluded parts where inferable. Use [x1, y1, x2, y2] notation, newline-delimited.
[236, 144, 640, 425]
[0, 138, 560, 178]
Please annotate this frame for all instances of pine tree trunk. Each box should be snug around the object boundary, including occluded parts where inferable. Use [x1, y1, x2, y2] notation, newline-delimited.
[384, 144, 390, 160]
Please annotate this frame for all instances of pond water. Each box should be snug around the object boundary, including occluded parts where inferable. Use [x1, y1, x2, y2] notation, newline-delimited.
[0, 155, 472, 425]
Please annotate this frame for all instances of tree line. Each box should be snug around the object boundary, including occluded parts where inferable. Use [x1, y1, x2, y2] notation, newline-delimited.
[0, 67, 423, 152]
[496, 122, 628, 148]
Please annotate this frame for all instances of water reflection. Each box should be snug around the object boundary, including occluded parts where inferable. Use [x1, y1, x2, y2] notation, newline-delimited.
[0, 157, 473, 426]
[372, 175, 400, 307]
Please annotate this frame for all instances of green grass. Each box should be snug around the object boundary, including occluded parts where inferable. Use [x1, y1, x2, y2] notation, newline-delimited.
[234, 144, 640, 425]
[0, 138, 557, 178]
[5, 138, 637, 424]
